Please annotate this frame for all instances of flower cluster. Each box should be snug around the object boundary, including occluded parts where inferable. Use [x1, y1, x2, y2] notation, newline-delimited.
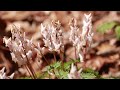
[69, 18, 79, 47]
[41, 21, 64, 52]
[2, 13, 93, 79]
[0, 67, 14, 79]
[81, 13, 93, 50]
[3, 25, 42, 67]
[3, 24, 45, 79]
[69, 13, 93, 62]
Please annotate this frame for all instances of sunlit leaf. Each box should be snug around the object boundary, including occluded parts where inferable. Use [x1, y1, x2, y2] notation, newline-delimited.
[115, 26, 120, 40]
[97, 21, 118, 34]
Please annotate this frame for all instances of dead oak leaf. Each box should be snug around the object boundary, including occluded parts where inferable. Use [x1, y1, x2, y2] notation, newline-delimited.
[97, 43, 116, 55]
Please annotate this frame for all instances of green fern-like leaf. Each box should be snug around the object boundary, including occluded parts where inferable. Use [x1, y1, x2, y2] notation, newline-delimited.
[81, 68, 100, 79]
[58, 69, 68, 79]
[46, 60, 101, 79]
[81, 72, 96, 79]
[63, 61, 73, 71]
[52, 61, 62, 69]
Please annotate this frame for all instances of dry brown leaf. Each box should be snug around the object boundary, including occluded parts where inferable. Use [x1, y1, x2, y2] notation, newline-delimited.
[97, 43, 116, 55]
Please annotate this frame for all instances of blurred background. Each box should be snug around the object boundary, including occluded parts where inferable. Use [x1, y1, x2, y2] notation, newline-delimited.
[0, 11, 120, 78]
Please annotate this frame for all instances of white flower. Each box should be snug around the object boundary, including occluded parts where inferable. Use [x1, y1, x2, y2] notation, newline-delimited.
[26, 50, 33, 59]
[54, 43, 61, 51]
[0, 67, 14, 79]
[68, 63, 82, 79]
[78, 53, 83, 62]
[69, 13, 93, 62]
[8, 73, 15, 79]
[3, 25, 41, 67]
[0, 67, 5, 74]
[10, 52, 17, 63]
[70, 63, 77, 74]
[41, 21, 64, 52]
[69, 19, 79, 47]
[3, 37, 12, 47]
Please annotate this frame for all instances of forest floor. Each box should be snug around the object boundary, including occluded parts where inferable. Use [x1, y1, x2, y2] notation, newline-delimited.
[0, 11, 120, 79]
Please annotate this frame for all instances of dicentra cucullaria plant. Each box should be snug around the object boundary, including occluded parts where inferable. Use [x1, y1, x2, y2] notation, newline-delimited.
[3, 25, 42, 79]
[41, 20, 64, 62]
[3, 13, 94, 79]
[69, 13, 93, 62]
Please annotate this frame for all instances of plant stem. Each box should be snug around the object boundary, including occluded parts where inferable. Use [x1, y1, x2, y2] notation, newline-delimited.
[32, 43, 49, 65]
[74, 47, 77, 60]
[59, 49, 64, 70]
[40, 52, 49, 65]
[21, 43, 37, 79]
[60, 50, 63, 62]
[25, 65, 34, 79]
[83, 46, 87, 61]
[53, 51, 57, 62]
[27, 61, 37, 79]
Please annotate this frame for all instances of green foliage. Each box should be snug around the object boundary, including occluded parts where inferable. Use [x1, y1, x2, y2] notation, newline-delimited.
[46, 61, 69, 79]
[19, 60, 102, 79]
[45, 60, 80, 79]
[81, 72, 96, 79]
[45, 60, 101, 79]
[19, 77, 32, 79]
[52, 61, 62, 69]
[81, 68, 101, 79]
[54, 69, 68, 79]
[97, 21, 120, 40]
[97, 21, 118, 34]
[18, 60, 102, 79]
[63, 61, 72, 71]
[63, 59, 79, 71]
[115, 26, 120, 39]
